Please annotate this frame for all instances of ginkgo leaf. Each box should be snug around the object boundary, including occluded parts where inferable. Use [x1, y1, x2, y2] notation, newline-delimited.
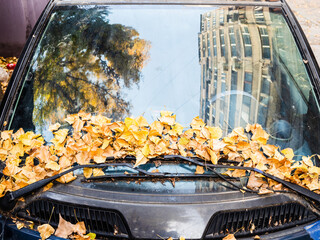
[83, 168, 93, 178]
[195, 166, 205, 175]
[222, 234, 236, 240]
[190, 116, 205, 129]
[281, 148, 294, 160]
[53, 129, 69, 144]
[38, 224, 55, 240]
[135, 116, 149, 127]
[134, 149, 148, 168]
[45, 161, 61, 171]
[57, 172, 77, 183]
[92, 168, 104, 177]
[208, 127, 222, 139]
[49, 123, 61, 132]
[159, 111, 176, 126]
[302, 156, 314, 167]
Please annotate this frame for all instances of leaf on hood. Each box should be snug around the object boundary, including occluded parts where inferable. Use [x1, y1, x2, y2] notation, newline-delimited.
[83, 168, 93, 178]
[55, 214, 75, 238]
[57, 171, 77, 183]
[223, 234, 237, 240]
[134, 149, 148, 168]
[38, 223, 55, 240]
[195, 166, 205, 175]
[92, 168, 104, 177]
[247, 172, 266, 190]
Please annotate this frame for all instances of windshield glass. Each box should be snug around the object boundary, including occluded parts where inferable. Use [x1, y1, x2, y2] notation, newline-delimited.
[9, 4, 320, 170]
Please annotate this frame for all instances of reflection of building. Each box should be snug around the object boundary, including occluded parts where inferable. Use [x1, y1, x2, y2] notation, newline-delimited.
[199, 6, 276, 134]
[199, 5, 311, 139]
[199, 7, 272, 135]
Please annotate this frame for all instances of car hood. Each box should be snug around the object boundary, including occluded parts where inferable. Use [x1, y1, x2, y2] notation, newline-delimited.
[13, 177, 320, 239]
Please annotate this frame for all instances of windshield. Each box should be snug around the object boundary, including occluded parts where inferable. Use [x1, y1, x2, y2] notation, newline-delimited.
[8, 4, 320, 191]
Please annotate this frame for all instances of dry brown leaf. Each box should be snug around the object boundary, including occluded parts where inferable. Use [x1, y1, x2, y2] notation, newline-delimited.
[55, 214, 75, 238]
[247, 172, 266, 190]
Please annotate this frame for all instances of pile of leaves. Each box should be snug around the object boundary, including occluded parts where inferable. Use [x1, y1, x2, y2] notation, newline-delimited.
[0, 110, 320, 238]
[0, 56, 17, 94]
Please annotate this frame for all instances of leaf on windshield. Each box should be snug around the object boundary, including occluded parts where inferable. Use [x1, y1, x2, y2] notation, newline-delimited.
[1, 109, 320, 238]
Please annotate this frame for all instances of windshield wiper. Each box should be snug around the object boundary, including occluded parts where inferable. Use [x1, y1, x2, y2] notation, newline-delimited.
[1, 155, 320, 211]
[163, 155, 320, 205]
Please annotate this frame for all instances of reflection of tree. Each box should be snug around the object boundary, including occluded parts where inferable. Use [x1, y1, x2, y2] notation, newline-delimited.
[30, 7, 149, 128]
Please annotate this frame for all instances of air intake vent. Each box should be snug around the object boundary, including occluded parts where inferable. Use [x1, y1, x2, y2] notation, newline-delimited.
[203, 202, 317, 239]
[17, 199, 130, 239]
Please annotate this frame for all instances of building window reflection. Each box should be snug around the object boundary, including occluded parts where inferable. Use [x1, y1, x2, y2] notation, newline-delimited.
[259, 27, 271, 59]
[254, 7, 265, 23]
[229, 27, 237, 57]
[229, 70, 238, 129]
[242, 26, 252, 57]
[213, 31, 217, 56]
[220, 29, 226, 57]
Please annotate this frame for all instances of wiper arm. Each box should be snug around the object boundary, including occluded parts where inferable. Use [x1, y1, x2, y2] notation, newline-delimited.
[164, 155, 320, 205]
[0, 157, 117, 211]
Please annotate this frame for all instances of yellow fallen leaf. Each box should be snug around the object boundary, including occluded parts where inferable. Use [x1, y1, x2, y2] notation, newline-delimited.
[195, 166, 205, 174]
[134, 149, 148, 168]
[303, 156, 314, 167]
[52, 129, 69, 144]
[190, 116, 205, 129]
[208, 126, 222, 139]
[16, 221, 25, 230]
[83, 168, 93, 178]
[43, 182, 53, 192]
[135, 115, 149, 127]
[45, 160, 61, 171]
[86, 232, 96, 240]
[223, 234, 237, 240]
[281, 148, 294, 160]
[38, 224, 55, 240]
[92, 168, 104, 177]
[57, 172, 77, 183]
[49, 123, 61, 132]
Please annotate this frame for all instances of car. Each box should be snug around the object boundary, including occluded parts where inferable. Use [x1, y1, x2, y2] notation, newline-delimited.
[1, 0, 320, 239]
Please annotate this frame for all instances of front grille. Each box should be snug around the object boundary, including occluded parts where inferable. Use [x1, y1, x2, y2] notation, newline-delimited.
[17, 199, 131, 239]
[203, 202, 317, 239]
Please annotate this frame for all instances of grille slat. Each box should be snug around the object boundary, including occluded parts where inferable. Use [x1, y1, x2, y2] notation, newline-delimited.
[18, 199, 130, 239]
[203, 202, 317, 239]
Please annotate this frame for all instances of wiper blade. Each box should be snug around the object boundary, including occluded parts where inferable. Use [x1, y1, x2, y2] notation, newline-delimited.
[164, 155, 320, 205]
[0, 158, 115, 211]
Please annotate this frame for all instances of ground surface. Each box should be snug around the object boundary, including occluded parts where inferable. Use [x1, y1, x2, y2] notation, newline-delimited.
[286, 0, 320, 65]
